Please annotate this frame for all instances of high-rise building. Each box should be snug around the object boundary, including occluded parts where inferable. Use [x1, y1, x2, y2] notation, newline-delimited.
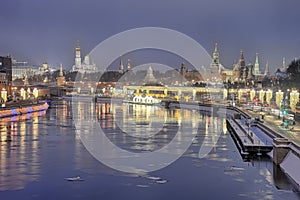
[0, 56, 12, 92]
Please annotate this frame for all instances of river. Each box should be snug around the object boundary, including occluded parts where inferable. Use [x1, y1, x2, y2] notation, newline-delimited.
[0, 100, 299, 200]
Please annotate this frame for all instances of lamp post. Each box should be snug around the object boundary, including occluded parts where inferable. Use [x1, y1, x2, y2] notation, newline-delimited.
[276, 90, 284, 119]
[290, 90, 299, 115]
[250, 89, 256, 102]
[33, 88, 39, 99]
[20, 88, 26, 100]
[276, 90, 284, 108]
[27, 88, 31, 99]
[1, 88, 7, 107]
[238, 89, 243, 103]
[266, 89, 272, 106]
[259, 90, 265, 105]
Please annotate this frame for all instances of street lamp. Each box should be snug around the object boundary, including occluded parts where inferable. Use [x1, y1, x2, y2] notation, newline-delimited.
[1, 88, 7, 107]
[33, 88, 39, 99]
[20, 88, 26, 100]
[290, 90, 299, 114]
[276, 90, 284, 108]
[266, 89, 272, 106]
[250, 89, 255, 102]
[259, 90, 265, 104]
[238, 89, 243, 102]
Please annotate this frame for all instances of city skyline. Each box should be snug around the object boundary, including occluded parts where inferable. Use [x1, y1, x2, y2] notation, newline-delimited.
[0, 0, 300, 73]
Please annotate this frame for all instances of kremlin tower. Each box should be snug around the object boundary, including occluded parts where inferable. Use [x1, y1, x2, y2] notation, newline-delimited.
[210, 43, 222, 74]
[264, 61, 270, 76]
[254, 53, 260, 75]
[281, 57, 287, 72]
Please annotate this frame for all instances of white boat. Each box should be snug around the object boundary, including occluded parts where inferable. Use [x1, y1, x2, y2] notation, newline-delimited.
[123, 95, 161, 105]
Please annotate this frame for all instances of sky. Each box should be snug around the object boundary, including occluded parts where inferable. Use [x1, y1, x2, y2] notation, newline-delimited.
[0, 0, 300, 73]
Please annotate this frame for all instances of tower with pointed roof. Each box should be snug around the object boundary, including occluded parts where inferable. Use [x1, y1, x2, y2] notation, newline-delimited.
[281, 57, 287, 72]
[119, 56, 124, 74]
[57, 64, 65, 86]
[24, 70, 29, 86]
[210, 43, 221, 72]
[239, 50, 245, 67]
[127, 59, 131, 71]
[264, 61, 270, 76]
[144, 66, 157, 83]
[254, 53, 260, 75]
[73, 41, 82, 72]
[246, 63, 253, 80]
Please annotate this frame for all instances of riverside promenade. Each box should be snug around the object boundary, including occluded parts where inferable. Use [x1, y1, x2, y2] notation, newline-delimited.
[239, 107, 300, 147]
[238, 106, 300, 189]
[161, 99, 300, 190]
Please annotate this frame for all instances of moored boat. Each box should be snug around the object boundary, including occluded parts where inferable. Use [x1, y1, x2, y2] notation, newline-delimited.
[0, 101, 49, 118]
[123, 95, 161, 105]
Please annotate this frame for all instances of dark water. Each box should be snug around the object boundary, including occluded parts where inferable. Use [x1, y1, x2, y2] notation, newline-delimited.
[0, 100, 299, 200]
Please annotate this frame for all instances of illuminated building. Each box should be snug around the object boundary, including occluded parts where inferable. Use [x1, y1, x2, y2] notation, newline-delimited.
[0, 56, 12, 94]
[264, 61, 270, 76]
[254, 53, 260, 75]
[72, 43, 97, 74]
[210, 43, 222, 74]
[57, 64, 65, 86]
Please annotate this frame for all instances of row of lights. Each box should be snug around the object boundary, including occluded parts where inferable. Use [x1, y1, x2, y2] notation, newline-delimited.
[1, 88, 39, 106]
[224, 88, 299, 109]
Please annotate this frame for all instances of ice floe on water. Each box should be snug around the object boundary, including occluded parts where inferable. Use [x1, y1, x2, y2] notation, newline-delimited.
[65, 176, 84, 181]
[136, 184, 149, 188]
[224, 166, 246, 176]
[143, 175, 169, 184]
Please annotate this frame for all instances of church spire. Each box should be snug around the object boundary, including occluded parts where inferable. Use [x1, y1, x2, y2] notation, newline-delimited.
[264, 61, 270, 76]
[254, 53, 260, 75]
[119, 56, 124, 73]
[281, 57, 286, 72]
[210, 42, 221, 73]
[59, 64, 63, 77]
[213, 43, 219, 63]
[239, 50, 245, 67]
[214, 42, 218, 53]
[127, 59, 131, 70]
[57, 64, 65, 86]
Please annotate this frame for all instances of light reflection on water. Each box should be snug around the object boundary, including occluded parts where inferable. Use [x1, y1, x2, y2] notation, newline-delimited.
[0, 100, 299, 200]
[0, 111, 45, 191]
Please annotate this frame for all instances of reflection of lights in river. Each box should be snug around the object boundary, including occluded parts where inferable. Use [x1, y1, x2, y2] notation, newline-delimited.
[0, 111, 45, 191]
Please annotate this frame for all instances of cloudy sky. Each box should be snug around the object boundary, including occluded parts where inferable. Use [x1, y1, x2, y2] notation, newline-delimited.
[1, 0, 300, 73]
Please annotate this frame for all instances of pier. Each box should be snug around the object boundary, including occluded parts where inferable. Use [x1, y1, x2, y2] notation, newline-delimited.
[226, 117, 273, 155]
